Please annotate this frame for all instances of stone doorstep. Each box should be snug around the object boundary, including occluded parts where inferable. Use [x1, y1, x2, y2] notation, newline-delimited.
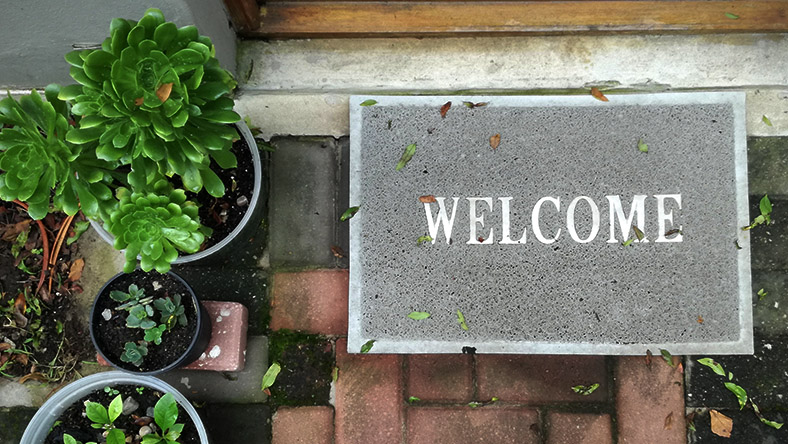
[96, 301, 248, 372]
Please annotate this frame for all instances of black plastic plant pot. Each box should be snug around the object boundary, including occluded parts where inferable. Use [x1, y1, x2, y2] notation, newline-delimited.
[90, 269, 211, 375]
[20, 371, 210, 444]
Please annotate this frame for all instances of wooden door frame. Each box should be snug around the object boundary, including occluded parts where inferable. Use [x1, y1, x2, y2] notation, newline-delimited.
[224, 0, 788, 38]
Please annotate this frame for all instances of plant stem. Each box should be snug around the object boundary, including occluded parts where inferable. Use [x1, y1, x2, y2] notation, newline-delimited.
[12, 200, 50, 299]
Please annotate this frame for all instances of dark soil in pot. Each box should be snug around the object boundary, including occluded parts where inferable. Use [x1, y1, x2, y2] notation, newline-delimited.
[91, 270, 199, 373]
[182, 131, 255, 250]
[45, 384, 200, 444]
[0, 202, 93, 381]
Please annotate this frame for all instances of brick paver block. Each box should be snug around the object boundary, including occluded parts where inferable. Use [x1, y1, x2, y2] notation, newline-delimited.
[407, 354, 473, 402]
[335, 338, 403, 444]
[271, 270, 348, 335]
[407, 407, 540, 444]
[273, 406, 334, 444]
[97, 301, 248, 372]
[547, 412, 613, 444]
[476, 355, 608, 403]
[615, 356, 685, 444]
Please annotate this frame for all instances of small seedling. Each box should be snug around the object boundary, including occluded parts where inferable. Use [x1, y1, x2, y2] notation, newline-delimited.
[103, 386, 120, 396]
[141, 393, 185, 444]
[743, 195, 773, 231]
[144, 324, 167, 345]
[136, 386, 145, 395]
[63, 434, 97, 444]
[126, 304, 156, 329]
[153, 294, 187, 329]
[120, 342, 148, 367]
[758, 288, 768, 301]
[111, 284, 153, 311]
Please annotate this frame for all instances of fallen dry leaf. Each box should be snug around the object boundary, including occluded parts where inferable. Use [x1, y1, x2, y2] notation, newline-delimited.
[664, 412, 674, 430]
[18, 372, 48, 384]
[68, 258, 85, 282]
[477, 236, 485, 243]
[0, 343, 11, 352]
[1, 220, 32, 242]
[710, 409, 733, 438]
[490, 134, 501, 150]
[440, 101, 452, 119]
[697, 316, 704, 324]
[645, 350, 653, 367]
[156, 83, 174, 102]
[330, 245, 346, 258]
[419, 195, 437, 203]
[14, 292, 26, 313]
[263, 388, 271, 396]
[134, 97, 144, 106]
[590, 87, 609, 102]
[14, 353, 29, 366]
[677, 362, 684, 374]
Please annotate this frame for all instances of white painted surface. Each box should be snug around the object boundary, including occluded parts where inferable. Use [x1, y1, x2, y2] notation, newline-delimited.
[236, 34, 788, 137]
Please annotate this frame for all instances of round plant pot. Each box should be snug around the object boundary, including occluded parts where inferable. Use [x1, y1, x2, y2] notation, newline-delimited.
[90, 269, 212, 375]
[90, 119, 264, 265]
[20, 371, 210, 444]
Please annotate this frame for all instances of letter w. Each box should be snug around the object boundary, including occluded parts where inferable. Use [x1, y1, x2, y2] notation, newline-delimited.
[424, 197, 459, 244]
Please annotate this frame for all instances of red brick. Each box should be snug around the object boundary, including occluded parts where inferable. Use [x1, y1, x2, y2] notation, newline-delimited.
[476, 355, 608, 403]
[547, 412, 613, 444]
[183, 301, 248, 371]
[615, 356, 685, 444]
[407, 354, 473, 402]
[271, 270, 348, 335]
[407, 407, 540, 444]
[273, 406, 334, 444]
[335, 338, 403, 444]
[97, 301, 247, 372]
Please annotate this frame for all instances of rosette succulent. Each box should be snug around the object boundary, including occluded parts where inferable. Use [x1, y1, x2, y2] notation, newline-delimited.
[105, 182, 209, 273]
[60, 8, 240, 197]
[0, 86, 115, 219]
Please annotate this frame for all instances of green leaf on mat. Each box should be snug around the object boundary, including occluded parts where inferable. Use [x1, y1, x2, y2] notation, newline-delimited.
[763, 115, 773, 127]
[408, 311, 431, 320]
[637, 138, 648, 153]
[360, 99, 378, 106]
[396, 143, 417, 171]
[697, 358, 726, 377]
[457, 310, 469, 331]
[660, 349, 676, 367]
[416, 235, 433, 245]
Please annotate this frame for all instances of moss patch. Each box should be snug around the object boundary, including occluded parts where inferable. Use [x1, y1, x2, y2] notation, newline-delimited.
[268, 330, 333, 406]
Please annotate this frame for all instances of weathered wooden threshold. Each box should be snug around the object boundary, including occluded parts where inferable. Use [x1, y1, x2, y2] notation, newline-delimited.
[225, 0, 788, 38]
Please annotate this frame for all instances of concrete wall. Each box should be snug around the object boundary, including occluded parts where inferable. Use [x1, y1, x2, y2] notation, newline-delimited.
[0, 0, 236, 90]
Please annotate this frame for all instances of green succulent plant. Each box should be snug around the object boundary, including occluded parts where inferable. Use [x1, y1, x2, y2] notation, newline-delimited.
[60, 8, 240, 197]
[0, 86, 115, 219]
[104, 181, 208, 273]
[120, 341, 148, 367]
[154, 293, 187, 329]
[110, 283, 152, 310]
[126, 304, 156, 329]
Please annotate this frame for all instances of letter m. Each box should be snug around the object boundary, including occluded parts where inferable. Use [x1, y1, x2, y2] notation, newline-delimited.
[424, 197, 459, 244]
[606, 195, 648, 243]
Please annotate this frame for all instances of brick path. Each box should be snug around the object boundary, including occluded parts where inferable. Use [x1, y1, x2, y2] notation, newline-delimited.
[269, 272, 686, 444]
[267, 137, 686, 444]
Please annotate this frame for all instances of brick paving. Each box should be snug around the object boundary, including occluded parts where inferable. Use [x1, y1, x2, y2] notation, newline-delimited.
[270, 270, 348, 335]
[272, 406, 334, 444]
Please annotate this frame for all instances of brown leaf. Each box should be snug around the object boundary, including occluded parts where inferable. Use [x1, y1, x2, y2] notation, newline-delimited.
[664, 412, 674, 430]
[677, 362, 684, 374]
[440, 101, 452, 119]
[490, 134, 501, 150]
[330, 245, 346, 258]
[156, 83, 174, 102]
[134, 97, 144, 106]
[645, 350, 653, 367]
[1, 220, 32, 241]
[697, 315, 704, 324]
[419, 195, 437, 203]
[18, 372, 48, 384]
[0, 343, 11, 353]
[14, 292, 26, 313]
[477, 236, 485, 243]
[14, 353, 29, 366]
[263, 388, 271, 396]
[590, 87, 609, 102]
[68, 258, 85, 282]
[710, 409, 732, 438]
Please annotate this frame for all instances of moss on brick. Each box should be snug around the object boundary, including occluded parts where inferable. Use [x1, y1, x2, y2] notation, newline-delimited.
[268, 329, 334, 406]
